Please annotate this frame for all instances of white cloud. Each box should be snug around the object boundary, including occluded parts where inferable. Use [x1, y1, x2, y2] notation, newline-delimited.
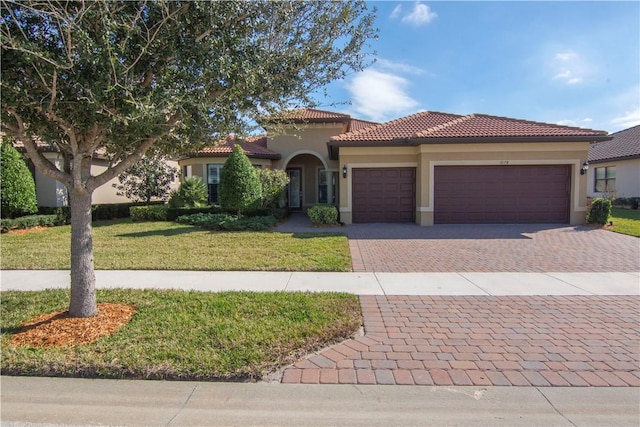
[390, 2, 437, 26]
[346, 69, 419, 122]
[611, 107, 640, 129]
[555, 118, 595, 128]
[376, 58, 425, 75]
[552, 51, 586, 85]
[390, 5, 402, 19]
[555, 52, 577, 62]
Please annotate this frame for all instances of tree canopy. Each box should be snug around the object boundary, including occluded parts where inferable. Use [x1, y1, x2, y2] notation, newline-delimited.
[0, 0, 376, 316]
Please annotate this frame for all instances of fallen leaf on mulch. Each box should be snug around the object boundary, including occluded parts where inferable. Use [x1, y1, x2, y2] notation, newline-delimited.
[10, 303, 137, 348]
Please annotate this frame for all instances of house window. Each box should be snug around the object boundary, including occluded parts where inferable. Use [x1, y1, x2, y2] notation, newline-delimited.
[207, 164, 222, 204]
[318, 169, 328, 204]
[595, 166, 616, 193]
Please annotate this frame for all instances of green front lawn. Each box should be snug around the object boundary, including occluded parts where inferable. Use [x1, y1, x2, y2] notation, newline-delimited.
[0, 220, 351, 271]
[609, 208, 640, 238]
[1, 289, 361, 381]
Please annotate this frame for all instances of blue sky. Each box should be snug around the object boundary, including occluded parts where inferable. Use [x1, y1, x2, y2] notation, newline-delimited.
[317, 1, 640, 133]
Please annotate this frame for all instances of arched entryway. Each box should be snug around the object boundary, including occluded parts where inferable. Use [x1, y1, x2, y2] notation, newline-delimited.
[283, 152, 337, 211]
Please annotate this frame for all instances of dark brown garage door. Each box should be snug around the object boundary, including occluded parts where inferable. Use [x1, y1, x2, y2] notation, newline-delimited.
[352, 168, 416, 223]
[434, 165, 570, 224]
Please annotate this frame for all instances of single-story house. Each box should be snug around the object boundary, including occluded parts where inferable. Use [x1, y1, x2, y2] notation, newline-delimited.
[13, 138, 179, 207]
[181, 108, 611, 225]
[587, 124, 640, 199]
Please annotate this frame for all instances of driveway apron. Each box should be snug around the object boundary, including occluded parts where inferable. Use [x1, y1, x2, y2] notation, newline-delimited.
[281, 295, 639, 386]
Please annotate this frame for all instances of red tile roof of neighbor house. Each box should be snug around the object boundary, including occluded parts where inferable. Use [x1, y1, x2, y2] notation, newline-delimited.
[276, 108, 352, 122]
[193, 135, 281, 160]
[330, 111, 610, 143]
[588, 124, 640, 162]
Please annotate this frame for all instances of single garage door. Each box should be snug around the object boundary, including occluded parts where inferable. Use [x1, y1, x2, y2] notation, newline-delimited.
[352, 168, 416, 223]
[434, 165, 570, 224]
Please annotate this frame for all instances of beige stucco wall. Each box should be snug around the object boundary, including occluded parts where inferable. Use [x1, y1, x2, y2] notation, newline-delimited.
[35, 155, 180, 207]
[267, 124, 341, 172]
[587, 158, 640, 199]
[338, 141, 591, 226]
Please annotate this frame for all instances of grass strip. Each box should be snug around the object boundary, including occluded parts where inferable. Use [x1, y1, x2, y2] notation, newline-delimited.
[609, 208, 640, 237]
[1, 289, 361, 381]
[0, 220, 351, 271]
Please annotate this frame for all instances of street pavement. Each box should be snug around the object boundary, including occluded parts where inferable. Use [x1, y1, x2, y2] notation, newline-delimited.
[2, 376, 640, 426]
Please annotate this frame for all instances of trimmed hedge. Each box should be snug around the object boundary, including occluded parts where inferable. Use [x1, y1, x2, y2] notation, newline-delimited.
[39, 202, 165, 223]
[176, 213, 277, 231]
[307, 204, 339, 226]
[167, 206, 225, 221]
[612, 197, 640, 210]
[130, 205, 169, 221]
[1, 214, 60, 233]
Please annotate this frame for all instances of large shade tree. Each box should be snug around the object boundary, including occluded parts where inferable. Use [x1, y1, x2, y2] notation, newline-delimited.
[1, 0, 376, 317]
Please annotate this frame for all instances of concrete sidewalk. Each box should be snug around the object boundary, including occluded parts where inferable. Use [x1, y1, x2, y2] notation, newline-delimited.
[2, 270, 639, 295]
[2, 376, 639, 426]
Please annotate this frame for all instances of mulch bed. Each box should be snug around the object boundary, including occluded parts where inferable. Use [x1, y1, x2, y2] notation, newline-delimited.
[10, 303, 137, 347]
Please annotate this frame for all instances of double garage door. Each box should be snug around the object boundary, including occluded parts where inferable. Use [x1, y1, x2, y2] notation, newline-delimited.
[352, 165, 570, 224]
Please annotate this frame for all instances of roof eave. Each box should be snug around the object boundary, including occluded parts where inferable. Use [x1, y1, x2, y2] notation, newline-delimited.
[588, 154, 640, 164]
[180, 152, 281, 161]
[407, 135, 613, 144]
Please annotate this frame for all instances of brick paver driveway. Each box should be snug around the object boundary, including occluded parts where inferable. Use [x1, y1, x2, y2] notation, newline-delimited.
[275, 216, 640, 386]
[345, 223, 640, 272]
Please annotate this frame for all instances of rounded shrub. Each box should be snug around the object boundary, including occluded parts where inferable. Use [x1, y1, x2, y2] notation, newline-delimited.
[587, 198, 612, 225]
[307, 204, 339, 226]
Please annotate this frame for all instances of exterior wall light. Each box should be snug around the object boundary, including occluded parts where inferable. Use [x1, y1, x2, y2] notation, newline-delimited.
[580, 161, 589, 175]
[342, 165, 347, 178]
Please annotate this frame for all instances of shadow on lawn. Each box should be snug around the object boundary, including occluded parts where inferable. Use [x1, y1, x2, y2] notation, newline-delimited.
[115, 226, 201, 238]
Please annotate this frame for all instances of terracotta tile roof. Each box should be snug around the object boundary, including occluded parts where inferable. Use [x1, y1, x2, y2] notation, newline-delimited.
[270, 108, 351, 123]
[331, 112, 609, 142]
[415, 114, 610, 139]
[588, 125, 640, 162]
[330, 111, 464, 141]
[194, 135, 280, 160]
[346, 118, 380, 133]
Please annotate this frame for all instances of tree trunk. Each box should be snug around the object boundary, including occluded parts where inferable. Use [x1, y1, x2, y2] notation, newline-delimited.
[68, 187, 98, 317]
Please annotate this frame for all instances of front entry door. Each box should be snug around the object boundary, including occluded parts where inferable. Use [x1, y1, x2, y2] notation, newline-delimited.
[287, 168, 302, 210]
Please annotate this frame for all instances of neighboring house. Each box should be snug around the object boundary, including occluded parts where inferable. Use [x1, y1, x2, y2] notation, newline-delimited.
[180, 108, 610, 226]
[13, 138, 179, 207]
[587, 124, 640, 199]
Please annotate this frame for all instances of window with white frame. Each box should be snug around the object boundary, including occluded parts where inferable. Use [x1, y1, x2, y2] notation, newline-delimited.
[595, 166, 616, 193]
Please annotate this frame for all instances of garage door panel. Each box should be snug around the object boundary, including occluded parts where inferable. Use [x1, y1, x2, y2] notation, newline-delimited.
[435, 165, 570, 224]
[352, 167, 416, 223]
